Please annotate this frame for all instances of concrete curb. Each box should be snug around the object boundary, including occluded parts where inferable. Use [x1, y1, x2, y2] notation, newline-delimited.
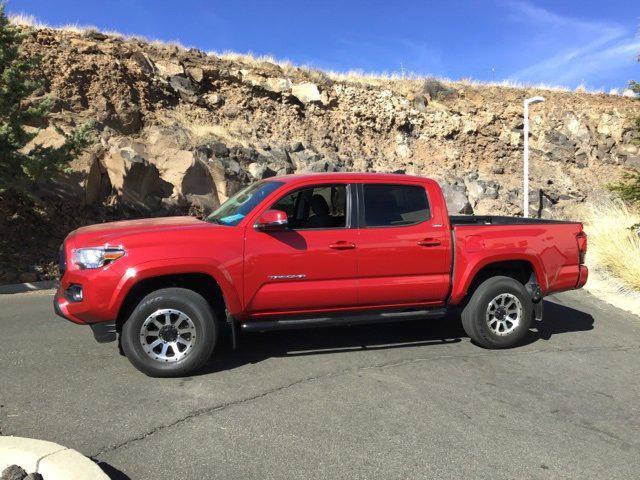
[0, 280, 58, 295]
[584, 268, 640, 318]
[0, 436, 108, 480]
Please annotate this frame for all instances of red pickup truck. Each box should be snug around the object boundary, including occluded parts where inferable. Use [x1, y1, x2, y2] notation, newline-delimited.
[54, 173, 588, 376]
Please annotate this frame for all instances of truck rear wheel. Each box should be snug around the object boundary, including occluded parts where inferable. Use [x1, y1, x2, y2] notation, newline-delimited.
[121, 287, 217, 377]
[461, 276, 532, 349]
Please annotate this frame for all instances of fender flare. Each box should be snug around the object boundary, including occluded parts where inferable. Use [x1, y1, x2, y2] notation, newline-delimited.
[450, 252, 546, 305]
[107, 257, 243, 318]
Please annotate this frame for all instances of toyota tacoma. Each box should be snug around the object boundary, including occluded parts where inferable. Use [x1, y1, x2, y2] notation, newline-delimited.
[54, 173, 588, 376]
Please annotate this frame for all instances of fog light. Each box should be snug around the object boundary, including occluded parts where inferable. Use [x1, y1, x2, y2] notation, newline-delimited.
[65, 284, 83, 302]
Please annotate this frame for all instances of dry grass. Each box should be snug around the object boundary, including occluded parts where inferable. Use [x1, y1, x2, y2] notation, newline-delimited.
[8, 11, 624, 97]
[7, 12, 185, 48]
[167, 109, 248, 147]
[7, 12, 47, 28]
[214, 50, 293, 69]
[582, 200, 640, 291]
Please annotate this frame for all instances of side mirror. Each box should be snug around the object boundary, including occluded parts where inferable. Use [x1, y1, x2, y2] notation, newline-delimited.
[255, 209, 288, 231]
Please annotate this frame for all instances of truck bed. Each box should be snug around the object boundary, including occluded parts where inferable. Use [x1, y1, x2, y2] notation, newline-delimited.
[449, 215, 580, 226]
[447, 215, 586, 304]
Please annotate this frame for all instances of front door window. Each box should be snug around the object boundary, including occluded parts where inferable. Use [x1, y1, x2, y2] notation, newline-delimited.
[272, 185, 347, 229]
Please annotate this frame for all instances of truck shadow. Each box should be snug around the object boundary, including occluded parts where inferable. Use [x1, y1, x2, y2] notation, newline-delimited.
[197, 298, 594, 375]
[529, 298, 595, 341]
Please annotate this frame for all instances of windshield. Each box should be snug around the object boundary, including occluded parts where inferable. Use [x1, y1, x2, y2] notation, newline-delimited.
[206, 181, 284, 226]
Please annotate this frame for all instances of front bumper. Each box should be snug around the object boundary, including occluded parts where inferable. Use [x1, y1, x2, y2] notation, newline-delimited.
[53, 288, 117, 343]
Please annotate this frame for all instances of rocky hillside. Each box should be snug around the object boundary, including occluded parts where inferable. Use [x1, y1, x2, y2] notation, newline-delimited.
[1, 25, 639, 283]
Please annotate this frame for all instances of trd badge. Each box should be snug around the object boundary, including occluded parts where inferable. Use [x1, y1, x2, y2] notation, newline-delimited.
[268, 274, 306, 280]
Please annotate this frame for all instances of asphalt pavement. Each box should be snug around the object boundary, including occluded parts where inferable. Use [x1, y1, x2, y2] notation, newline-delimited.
[1, 288, 639, 479]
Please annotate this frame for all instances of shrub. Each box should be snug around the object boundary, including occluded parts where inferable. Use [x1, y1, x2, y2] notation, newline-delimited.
[0, 2, 93, 199]
[422, 77, 457, 100]
[608, 169, 640, 204]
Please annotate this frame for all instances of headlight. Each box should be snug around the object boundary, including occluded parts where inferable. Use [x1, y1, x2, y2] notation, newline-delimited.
[74, 247, 125, 269]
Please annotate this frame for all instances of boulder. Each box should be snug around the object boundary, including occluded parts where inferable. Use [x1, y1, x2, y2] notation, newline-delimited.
[103, 141, 221, 213]
[291, 82, 322, 103]
[596, 113, 625, 143]
[222, 158, 242, 175]
[154, 59, 184, 77]
[574, 149, 589, 168]
[1, 465, 27, 480]
[129, 51, 155, 74]
[169, 75, 196, 95]
[302, 159, 340, 173]
[543, 130, 576, 163]
[93, 95, 143, 134]
[290, 141, 304, 152]
[564, 115, 591, 142]
[144, 125, 192, 152]
[201, 92, 223, 108]
[155, 149, 219, 211]
[395, 144, 412, 158]
[186, 66, 204, 83]
[265, 77, 293, 93]
[85, 157, 112, 204]
[206, 158, 229, 202]
[289, 150, 323, 171]
[211, 142, 231, 158]
[411, 94, 428, 112]
[466, 177, 500, 205]
[23, 474, 44, 480]
[247, 162, 277, 180]
[616, 143, 640, 168]
[103, 148, 168, 210]
[441, 183, 473, 214]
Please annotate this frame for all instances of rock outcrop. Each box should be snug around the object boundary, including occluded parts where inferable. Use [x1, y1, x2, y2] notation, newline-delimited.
[14, 26, 638, 218]
[1, 24, 639, 282]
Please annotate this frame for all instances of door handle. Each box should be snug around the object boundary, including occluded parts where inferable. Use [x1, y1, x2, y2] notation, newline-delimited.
[418, 238, 441, 247]
[329, 241, 356, 250]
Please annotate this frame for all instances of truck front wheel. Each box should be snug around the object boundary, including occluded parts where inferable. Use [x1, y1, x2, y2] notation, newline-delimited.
[121, 287, 217, 377]
[461, 276, 533, 349]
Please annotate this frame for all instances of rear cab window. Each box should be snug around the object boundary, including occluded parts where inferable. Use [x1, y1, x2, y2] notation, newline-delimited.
[362, 184, 430, 227]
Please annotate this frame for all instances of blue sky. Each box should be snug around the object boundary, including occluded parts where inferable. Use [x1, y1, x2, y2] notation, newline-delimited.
[8, 0, 640, 91]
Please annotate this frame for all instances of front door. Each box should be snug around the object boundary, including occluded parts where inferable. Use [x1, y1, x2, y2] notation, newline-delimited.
[243, 183, 359, 316]
[355, 182, 452, 307]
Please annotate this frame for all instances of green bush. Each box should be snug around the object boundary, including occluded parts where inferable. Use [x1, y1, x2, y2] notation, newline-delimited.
[608, 169, 640, 204]
[608, 68, 639, 204]
[0, 3, 93, 199]
[422, 77, 457, 100]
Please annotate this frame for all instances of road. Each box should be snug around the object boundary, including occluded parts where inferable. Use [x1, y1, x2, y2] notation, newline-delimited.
[1, 289, 639, 480]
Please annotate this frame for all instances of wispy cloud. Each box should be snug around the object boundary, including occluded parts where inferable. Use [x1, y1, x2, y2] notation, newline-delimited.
[313, 36, 445, 77]
[504, 1, 640, 88]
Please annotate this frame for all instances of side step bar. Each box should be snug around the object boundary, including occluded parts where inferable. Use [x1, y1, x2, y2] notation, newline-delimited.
[240, 308, 447, 332]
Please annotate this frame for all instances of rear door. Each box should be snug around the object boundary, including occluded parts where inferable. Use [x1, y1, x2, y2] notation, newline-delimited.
[243, 182, 359, 316]
[356, 181, 451, 306]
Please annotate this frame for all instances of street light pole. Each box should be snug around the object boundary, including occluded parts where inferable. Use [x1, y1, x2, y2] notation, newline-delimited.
[523, 96, 545, 217]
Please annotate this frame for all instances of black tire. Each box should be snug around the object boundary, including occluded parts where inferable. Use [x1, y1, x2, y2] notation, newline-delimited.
[461, 276, 532, 349]
[121, 287, 217, 377]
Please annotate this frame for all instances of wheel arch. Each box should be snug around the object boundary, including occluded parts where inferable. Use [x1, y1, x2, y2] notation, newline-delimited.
[115, 272, 228, 334]
[451, 256, 543, 305]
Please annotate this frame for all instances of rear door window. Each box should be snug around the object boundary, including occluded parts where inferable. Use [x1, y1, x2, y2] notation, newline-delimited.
[362, 184, 430, 227]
